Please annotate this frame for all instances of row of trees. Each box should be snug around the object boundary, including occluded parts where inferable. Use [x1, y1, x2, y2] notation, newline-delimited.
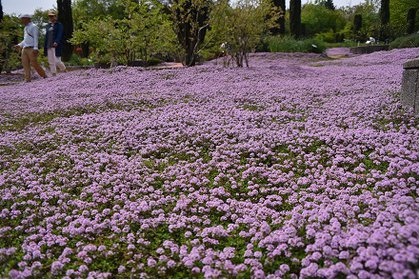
[1, 0, 418, 70]
[69, 0, 279, 67]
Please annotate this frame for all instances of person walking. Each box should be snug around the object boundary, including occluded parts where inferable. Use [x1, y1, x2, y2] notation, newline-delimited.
[44, 10, 66, 76]
[15, 14, 47, 82]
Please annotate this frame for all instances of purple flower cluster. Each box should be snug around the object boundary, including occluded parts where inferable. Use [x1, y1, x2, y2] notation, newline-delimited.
[0, 48, 418, 278]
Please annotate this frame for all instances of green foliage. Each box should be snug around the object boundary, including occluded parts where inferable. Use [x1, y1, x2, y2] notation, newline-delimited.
[301, 4, 346, 37]
[208, 0, 278, 67]
[389, 33, 419, 49]
[390, 0, 419, 37]
[342, 1, 380, 42]
[315, 30, 344, 43]
[66, 53, 94, 66]
[266, 35, 326, 53]
[0, 15, 21, 73]
[70, 0, 176, 66]
[73, 0, 126, 27]
[31, 8, 49, 30]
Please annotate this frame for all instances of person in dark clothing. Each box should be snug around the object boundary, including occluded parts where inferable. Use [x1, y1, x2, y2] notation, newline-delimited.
[44, 10, 66, 76]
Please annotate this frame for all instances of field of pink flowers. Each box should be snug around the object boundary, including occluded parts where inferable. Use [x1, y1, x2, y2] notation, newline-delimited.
[0, 48, 418, 278]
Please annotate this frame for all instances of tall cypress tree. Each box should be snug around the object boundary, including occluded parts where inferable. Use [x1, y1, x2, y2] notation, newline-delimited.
[315, 0, 334, 10]
[379, 0, 390, 41]
[57, 0, 74, 61]
[271, 0, 285, 35]
[0, 0, 4, 22]
[324, 0, 335, 10]
[407, 8, 416, 34]
[354, 14, 362, 33]
[290, 0, 301, 38]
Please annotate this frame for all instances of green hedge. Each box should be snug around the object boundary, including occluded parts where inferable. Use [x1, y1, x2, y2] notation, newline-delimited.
[389, 33, 419, 49]
[265, 36, 327, 53]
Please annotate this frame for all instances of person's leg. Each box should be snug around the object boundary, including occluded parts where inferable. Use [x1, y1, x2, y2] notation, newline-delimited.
[21, 48, 31, 82]
[56, 56, 66, 72]
[28, 49, 47, 78]
[47, 48, 57, 75]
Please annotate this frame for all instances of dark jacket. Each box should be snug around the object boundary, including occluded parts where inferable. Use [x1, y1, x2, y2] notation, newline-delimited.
[44, 22, 64, 57]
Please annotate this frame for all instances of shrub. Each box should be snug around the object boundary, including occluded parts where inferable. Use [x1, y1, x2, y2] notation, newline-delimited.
[0, 16, 21, 73]
[301, 4, 346, 37]
[70, 0, 176, 66]
[66, 54, 94, 66]
[315, 30, 345, 43]
[266, 35, 326, 53]
[389, 33, 419, 49]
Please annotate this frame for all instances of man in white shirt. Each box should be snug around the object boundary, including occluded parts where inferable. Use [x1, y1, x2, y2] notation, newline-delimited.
[15, 14, 47, 82]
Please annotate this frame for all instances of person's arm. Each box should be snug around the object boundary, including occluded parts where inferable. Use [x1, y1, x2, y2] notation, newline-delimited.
[54, 23, 63, 47]
[44, 24, 48, 55]
[32, 25, 40, 51]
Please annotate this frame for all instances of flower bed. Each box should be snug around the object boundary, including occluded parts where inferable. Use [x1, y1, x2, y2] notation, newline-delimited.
[0, 49, 418, 278]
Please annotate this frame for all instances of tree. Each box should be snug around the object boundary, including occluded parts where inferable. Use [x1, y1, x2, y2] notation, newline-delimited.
[290, 0, 301, 38]
[389, 0, 419, 37]
[70, 0, 176, 66]
[210, 0, 278, 67]
[0, 0, 3, 22]
[170, 0, 212, 66]
[407, 8, 416, 34]
[380, 0, 390, 25]
[379, 0, 390, 40]
[342, 1, 380, 41]
[0, 16, 21, 73]
[353, 14, 363, 41]
[324, 0, 335, 10]
[301, 4, 346, 37]
[354, 14, 362, 33]
[57, 0, 74, 61]
[271, 0, 285, 35]
[316, 0, 335, 11]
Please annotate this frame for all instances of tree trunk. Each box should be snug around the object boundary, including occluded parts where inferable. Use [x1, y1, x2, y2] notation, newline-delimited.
[57, 0, 74, 61]
[290, 0, 301, 38]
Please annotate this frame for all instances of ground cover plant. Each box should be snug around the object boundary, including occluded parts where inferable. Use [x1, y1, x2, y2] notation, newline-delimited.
[0, 48, 418, 278]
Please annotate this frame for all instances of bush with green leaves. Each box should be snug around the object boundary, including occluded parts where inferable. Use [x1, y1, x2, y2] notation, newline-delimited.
[266, 35, 326, 53]
[70, 0, 176, 66]
[301, 4, 346, 37]
[341, 1, 380, 42]
[0, 16, 21, 73]
[390, 0, 419, 37]
[389, 33, 419, 49]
